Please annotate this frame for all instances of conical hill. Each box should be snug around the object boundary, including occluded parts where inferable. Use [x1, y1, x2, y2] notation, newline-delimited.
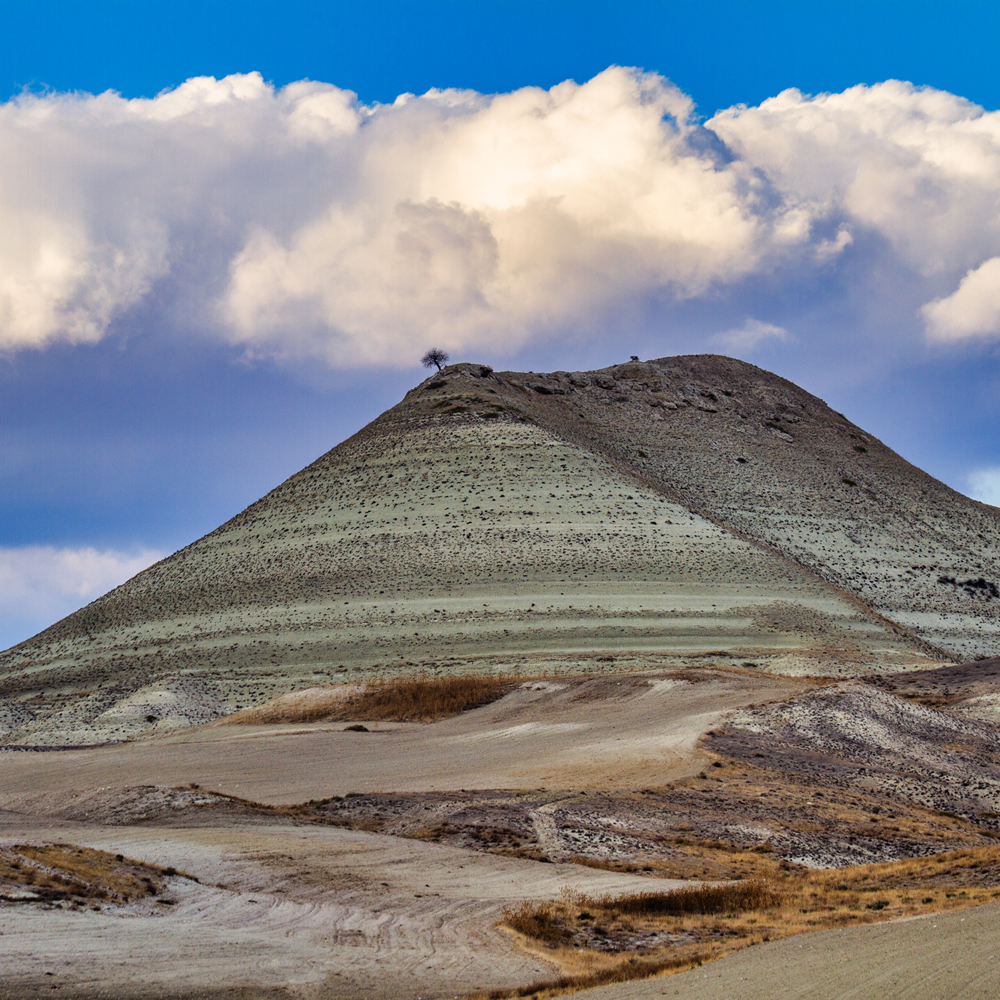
[1, 355, 997, 745]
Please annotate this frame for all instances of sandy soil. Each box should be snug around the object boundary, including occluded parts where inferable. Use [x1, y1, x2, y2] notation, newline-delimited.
[0, 670, 805, 803]
[4, 668, 1000, 997]
[0, 819, 681, 1000]
[580, 900, 1000, 999]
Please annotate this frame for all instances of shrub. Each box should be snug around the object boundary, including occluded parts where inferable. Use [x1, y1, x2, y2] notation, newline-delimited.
[224, 674, 513, 725]
[501, 901, 573, 946]
[592, 880, 783, 918]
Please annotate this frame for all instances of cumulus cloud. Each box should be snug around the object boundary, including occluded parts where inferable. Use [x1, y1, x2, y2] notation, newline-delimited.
[968, 468, 1000, 507]
[708, 82, 1000, 277]
[2, 70, 1000, 364]
[221, 68, 782, 364]
[922, 257, 1000, 340]
[708, 82, 1000, 345]
[0, 546, 163, 649]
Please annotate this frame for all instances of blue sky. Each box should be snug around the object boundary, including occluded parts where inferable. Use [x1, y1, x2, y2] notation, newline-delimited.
[2, 0, 1000, 648]
[5, 1, 1000, 118]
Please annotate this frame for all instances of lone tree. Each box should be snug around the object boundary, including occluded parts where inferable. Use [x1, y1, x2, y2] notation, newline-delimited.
[421, 348, 449, 371]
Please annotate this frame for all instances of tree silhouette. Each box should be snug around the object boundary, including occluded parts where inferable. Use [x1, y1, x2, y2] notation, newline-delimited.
[421, 348, 449, 371]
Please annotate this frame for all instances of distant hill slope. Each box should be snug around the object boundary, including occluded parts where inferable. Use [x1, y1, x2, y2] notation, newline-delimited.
[518, 356, 999, 656]
[1, 356, 996, 745]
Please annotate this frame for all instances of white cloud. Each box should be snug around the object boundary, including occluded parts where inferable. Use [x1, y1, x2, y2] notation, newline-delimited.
[708, 81, 1000, 278]
[222, 67, 782, 364]
[712, 318, 788, 350]
[922, 257, 1000, 341]
[0, 546, 163, 650]
[968, 468, 1000, 507]
[2, 71, 1000, 364]
[815, 226, 854, 262]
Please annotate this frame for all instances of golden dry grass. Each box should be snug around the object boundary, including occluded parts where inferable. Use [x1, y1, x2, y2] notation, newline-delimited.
[502, 880, 782, 949]
[479, 954, 707, 998]
[0, 843, 184, 908]
[600, 880, 783, 916]
[566, 840, 782, 882]
[488, 845, 1000, 998]
[223, 673, 514, 725]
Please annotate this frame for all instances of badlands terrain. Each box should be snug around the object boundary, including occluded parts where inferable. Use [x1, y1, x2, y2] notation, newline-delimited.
[2, 355, 1000, 998]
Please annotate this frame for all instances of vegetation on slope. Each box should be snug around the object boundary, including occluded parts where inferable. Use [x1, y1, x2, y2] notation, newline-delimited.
[222, 673, 515, 725]
[0, 844, 185, 909]
[487, 846, 1000, 998]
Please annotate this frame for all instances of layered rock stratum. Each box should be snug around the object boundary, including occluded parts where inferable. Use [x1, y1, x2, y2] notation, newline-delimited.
[2, 355, 998, 744]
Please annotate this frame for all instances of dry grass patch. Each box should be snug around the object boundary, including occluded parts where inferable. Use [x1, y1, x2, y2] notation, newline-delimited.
[603, 880, 783, 917]
[475, 953, 709, 999]
[340, 674, 515, 722]
[566, 839, 783, 883]
[0, 843, 186, 909]
[491, 846, 1000, 997]
[502, 879, 782, 952]
[223, 673, 514, 725]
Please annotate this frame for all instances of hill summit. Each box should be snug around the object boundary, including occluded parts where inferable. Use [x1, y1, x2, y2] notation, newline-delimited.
[2, 355, 998, 745]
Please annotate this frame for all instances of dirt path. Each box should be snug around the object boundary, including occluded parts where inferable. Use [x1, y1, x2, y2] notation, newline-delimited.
[580, 901, 1000, 999]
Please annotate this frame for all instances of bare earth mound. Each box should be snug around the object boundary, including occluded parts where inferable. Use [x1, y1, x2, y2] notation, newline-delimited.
[4, 355, 997, 745]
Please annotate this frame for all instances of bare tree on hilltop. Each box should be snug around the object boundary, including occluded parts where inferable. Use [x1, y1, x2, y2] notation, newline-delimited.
[421, 348, 449, 371]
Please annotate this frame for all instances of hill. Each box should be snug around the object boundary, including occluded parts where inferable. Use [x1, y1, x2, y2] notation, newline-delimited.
[1, 355, 997, 745]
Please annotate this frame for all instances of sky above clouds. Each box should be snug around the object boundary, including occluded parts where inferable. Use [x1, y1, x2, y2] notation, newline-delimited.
[2, 0, 999, 647]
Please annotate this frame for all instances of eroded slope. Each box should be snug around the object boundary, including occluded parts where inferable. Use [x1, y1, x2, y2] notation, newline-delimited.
[1, 381, 920, 744]
[504, 356, 1000, 657]
[4, 353, 993, 744]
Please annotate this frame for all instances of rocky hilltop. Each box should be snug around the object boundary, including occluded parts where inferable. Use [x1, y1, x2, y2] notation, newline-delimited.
[1, 355, 997, 745]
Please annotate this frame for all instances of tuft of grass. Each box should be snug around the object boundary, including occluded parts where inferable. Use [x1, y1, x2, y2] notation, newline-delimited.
[223, 674, 514, 725]
[598, 880, 783, 916]
[503, 901, 573, 946]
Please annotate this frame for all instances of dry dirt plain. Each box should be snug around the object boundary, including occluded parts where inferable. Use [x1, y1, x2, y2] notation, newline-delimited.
[0, 669, 804, 801]
[584, 899, 1000, 1000]
[0, 669, 794, 999]
[6, 667, 1000, 998]
[0, 818, 678, 1000]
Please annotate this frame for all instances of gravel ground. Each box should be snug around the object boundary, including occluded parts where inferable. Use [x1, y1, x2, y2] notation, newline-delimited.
[713, 682, 1000, 830]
